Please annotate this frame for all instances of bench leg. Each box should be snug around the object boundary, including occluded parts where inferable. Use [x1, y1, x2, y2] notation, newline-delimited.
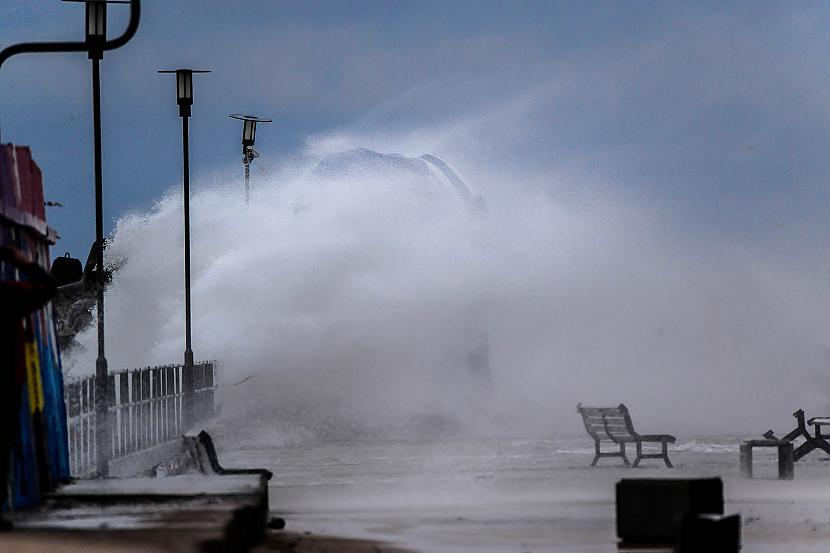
[794, 440, 816, 462]
[739, 443, 753, 478]
[662, 441, 673, 468]
[619, 442, 630, 466]
[633, 441, 643, 467]
[591, 440, 600, 467]
[778, 443, 794, 480]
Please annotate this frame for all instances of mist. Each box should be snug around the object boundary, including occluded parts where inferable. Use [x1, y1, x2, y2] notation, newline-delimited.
[63, 116, 830, 440]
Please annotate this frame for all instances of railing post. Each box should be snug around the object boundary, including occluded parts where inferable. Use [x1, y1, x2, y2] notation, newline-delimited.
[193, 362, 202, 421]
[183, 361, 194, 430]
[205, 362, 215, 417]
[119, 373, 128, 456]
[152, 367, 161, 446]
[165, 365, 174, 440]
[143, 368, 149, 448]
[128, 370, 135, 454]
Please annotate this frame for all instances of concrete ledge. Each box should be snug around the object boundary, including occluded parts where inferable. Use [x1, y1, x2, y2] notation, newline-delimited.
[51, 474, 266, 499]
[10, 475, 269, 553]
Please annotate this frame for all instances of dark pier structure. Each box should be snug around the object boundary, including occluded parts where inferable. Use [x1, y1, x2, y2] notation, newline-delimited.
[1, 4, 273, 550]
[1, 142, 271, 551]
[0, 143, 70, 511]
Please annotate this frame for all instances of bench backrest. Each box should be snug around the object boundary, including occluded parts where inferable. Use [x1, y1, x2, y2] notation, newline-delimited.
[183, 430, 273, 480]
[577, 403, 637, 442]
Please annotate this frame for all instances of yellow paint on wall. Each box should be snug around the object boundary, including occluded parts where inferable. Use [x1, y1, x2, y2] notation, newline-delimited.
[25, 340, 44, 412]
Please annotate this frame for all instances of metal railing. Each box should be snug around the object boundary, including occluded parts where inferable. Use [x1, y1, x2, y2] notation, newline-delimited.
[64, 360, 215, 477]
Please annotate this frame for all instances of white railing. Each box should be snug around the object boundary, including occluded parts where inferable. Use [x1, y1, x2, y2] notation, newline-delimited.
[64, 360, 216, 477]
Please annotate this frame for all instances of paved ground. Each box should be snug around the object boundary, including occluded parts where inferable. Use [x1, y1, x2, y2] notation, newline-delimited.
[254, 531, 415, 553]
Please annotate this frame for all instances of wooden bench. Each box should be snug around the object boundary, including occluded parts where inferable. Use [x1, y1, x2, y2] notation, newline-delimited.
[577, 403, 676, 468]
[183, 430, 273, 480]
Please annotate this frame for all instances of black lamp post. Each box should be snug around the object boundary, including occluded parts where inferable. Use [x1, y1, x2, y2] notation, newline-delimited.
[63, 0, 131, 479]
[229, 114, 271, 204]
[0, 0, 140, 481]
[158, 68, 209, 428]
[0, 0, 139, 72]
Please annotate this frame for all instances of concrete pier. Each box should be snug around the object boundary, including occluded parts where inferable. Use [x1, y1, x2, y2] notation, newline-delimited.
[4, 474, 269, 553]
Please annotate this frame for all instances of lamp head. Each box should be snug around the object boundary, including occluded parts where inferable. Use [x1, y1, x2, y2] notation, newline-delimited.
[229, 114, 272, 149]
[159, 69, 210, 118]
[63, 0, 130, 59]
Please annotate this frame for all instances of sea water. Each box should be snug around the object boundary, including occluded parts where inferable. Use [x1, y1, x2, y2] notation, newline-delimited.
[218, 432, 830, 553]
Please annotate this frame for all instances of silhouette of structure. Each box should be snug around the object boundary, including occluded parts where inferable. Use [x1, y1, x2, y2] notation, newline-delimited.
[0, 144, 70, 511]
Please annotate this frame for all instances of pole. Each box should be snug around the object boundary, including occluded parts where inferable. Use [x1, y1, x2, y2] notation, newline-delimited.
[181, 114, 195, 428]
[244, 160, 250, 205]
[92, 55, 109, 478]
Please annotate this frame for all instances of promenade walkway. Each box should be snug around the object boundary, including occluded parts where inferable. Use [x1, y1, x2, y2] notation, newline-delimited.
[3, 474, 268, 553]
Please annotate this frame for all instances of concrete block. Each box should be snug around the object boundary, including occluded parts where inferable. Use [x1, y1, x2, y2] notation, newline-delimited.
[677, 513, 741, 553]
[616, 478, 724, 544]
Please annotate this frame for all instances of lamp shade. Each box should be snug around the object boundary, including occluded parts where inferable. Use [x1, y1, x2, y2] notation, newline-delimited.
[229, 114, 272, 148]
[176, 70, 192, 105]
[242, 120, 256, 146]
[86, 1, 106, 41]
[63, 0, 131, 58]
[159, 69, 210, 118]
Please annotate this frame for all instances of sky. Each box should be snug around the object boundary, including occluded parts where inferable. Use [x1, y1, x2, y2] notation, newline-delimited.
[2, 2, 830, 258]
[6, 2, 830, 435]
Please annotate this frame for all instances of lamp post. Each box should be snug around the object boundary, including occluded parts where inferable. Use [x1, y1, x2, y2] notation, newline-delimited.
[0, 0, 139, 71]
[229, 114, 271, 204]
[63, 0, 131, 479]
[0, 0, 140, 480]
[159, 68, 209, 428]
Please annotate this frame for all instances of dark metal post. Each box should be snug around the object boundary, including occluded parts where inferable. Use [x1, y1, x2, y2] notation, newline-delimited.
[160, 67, 209, 428]
[0, 0, 141, 479]
[181, 113, 195, 428]
[91, 54, 109, 478]
[244, 160, 250, 205]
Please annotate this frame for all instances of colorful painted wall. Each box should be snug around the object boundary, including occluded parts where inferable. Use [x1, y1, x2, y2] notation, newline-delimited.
[1, 143, 70, 511]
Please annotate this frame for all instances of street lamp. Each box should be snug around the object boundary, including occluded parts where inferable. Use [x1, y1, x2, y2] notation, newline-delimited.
[0, 0, 140, 72]
[64, 0, 130, 58]
[0, 0, 140, 480]
[229, 114, 271, 204]
[159, 68, 209, 427]
[63, 0, 132, 479]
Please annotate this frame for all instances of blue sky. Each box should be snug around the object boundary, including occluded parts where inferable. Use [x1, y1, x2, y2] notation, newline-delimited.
[2, 2, 830, 258]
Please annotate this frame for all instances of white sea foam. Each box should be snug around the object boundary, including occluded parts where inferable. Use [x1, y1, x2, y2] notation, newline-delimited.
[671, 439, 740, 454]
[64, 129, 830, 440]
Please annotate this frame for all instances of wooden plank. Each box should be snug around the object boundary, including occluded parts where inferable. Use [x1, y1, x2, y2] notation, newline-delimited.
[604, 427, 632, 434]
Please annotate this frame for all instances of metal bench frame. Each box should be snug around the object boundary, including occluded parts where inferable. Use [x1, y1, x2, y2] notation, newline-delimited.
[577, 403, 676, 468]
[763, 409, 830, 461]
